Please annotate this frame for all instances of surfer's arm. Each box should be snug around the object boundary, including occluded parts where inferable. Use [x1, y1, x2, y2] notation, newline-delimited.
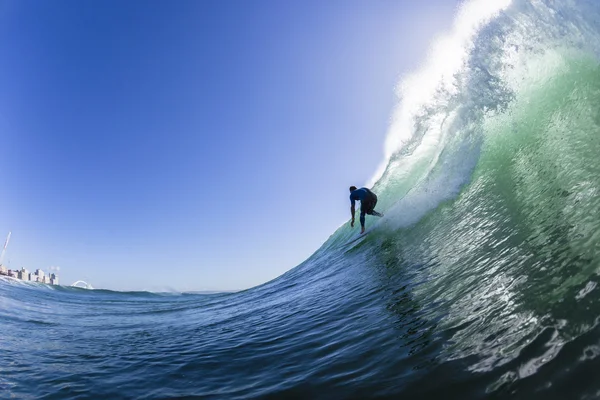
[350, 201, 355, 227]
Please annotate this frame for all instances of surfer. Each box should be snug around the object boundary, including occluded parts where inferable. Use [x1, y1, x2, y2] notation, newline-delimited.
[349, 186, 383, 234]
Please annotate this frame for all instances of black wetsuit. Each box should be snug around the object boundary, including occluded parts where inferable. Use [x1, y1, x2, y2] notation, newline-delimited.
[350, 188, 382, 226]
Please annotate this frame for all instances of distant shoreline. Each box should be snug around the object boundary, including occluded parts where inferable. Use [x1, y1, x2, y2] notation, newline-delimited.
[0, 268, 59, 285]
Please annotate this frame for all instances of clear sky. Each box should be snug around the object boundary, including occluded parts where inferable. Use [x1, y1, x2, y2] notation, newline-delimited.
[0, 0, 459, 291]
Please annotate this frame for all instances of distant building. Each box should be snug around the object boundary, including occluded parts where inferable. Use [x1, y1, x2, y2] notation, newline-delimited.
[0, 266, 59, 285]
[18, 268, 29, 281]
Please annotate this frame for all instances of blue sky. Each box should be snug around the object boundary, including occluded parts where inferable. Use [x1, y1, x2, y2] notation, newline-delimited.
[0, 0, 459, 291]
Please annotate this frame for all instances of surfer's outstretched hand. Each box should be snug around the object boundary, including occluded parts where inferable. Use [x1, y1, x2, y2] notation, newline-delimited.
[351, 219, 354, 228]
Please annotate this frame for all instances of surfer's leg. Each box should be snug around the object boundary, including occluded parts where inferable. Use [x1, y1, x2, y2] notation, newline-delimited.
[364, 195, 382, 217]
[365, 208, 383, 217]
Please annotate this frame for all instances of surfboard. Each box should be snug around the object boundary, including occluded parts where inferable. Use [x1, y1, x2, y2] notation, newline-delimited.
[343, 228, 374, 247]
[342, 214, 386, 248]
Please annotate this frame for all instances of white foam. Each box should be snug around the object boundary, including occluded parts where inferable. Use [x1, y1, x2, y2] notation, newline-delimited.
[368, 0, 513, 187]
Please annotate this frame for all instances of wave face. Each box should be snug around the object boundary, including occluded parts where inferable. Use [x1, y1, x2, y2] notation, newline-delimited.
[4, 0, 600, 398]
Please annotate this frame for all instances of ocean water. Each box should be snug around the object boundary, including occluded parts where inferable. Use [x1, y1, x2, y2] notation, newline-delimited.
[4, 0, 600, 398]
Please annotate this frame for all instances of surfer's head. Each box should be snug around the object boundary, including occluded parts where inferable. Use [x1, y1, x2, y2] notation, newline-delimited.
[349, 186, 357, 192]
